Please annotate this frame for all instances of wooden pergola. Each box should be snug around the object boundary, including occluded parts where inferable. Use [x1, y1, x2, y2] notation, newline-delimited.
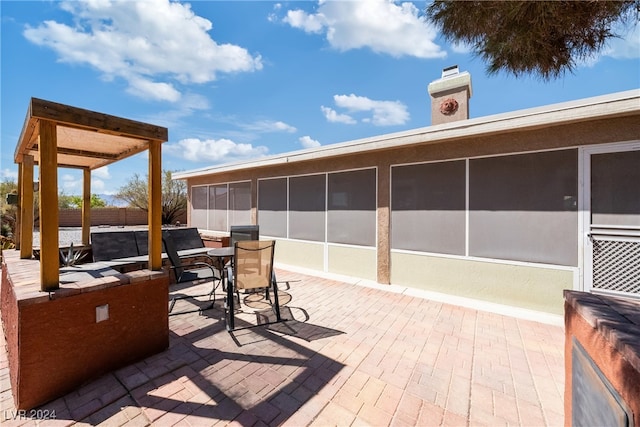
[13, 98, 168, 291]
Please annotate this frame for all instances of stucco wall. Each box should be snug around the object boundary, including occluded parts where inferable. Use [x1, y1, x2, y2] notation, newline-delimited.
[392, 253, 574, 314]
[182, 112, 640, 314]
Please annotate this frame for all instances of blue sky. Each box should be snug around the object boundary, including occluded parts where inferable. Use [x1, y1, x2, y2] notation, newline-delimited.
[2, 0, 639, 198]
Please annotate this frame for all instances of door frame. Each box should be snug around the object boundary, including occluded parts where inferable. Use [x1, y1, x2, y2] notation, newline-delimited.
[580, 140, 640, 293]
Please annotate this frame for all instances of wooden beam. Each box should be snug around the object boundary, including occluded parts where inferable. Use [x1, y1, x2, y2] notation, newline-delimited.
[19, 156, 34, 259]
[148, 140, 162, 270]
[30, 98, 168, 141]
[82, 168, 91, 246]
[14, 103, 37, 163]
[31, 144, 120, 160]
[39, 120, 59, 291]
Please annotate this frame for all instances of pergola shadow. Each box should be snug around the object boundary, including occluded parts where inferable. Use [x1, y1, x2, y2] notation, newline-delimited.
[87, 301, 347, 425]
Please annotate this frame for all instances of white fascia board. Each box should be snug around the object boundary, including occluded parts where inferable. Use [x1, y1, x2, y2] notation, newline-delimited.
[172, 89, 640, 181]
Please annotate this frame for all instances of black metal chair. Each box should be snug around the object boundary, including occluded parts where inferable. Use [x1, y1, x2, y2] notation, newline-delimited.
[163, 230, 221, 315]
[224, 240, 284, 331]
[229, 225, 259, 249]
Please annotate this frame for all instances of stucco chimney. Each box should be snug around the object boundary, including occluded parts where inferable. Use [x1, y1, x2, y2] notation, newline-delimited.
[428, 65, 472, 125]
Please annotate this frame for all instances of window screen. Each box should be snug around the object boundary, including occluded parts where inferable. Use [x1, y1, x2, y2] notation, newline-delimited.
[289, 174, 325, 241]
[391, 161, 466, 254]
[591, 150, 640, 227]
[191, 186, 208, 229]
[258, 178, 287, 237]
[469, 149, 578, 266]
[208, 184, 228, 232]
[328, 169, 376, 246]
[229, 181, 251, 227]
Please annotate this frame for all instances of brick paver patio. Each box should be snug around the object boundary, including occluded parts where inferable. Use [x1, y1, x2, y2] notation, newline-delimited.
[0, 269, 565, 426]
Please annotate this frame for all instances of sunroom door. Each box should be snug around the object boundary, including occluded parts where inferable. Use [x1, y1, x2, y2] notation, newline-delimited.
[583, 142, 640, 297]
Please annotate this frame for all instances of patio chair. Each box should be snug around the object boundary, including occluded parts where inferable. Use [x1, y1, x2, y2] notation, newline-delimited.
[163, 230, 221, 315]
[224, 240, 284, 331]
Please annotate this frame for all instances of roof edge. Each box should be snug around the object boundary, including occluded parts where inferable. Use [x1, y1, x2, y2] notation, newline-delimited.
[173, 89, 640, 180]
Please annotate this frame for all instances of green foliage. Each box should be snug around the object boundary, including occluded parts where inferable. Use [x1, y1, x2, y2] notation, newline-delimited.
[59, 192, 107, 208]
[115, 170, 187, 225]
[1, 178, 18, 240]
[426, 0, 639, 80]
[1, 235, 15, 250]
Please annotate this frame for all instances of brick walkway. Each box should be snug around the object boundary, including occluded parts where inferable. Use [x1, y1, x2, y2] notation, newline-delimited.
[0, 269, 565, 426]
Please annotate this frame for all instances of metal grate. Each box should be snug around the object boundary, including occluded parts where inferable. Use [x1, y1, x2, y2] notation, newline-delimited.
[592, 237, 640, 295]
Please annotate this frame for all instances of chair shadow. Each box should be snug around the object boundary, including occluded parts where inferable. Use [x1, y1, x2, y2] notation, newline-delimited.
[233, 306, 344, 343]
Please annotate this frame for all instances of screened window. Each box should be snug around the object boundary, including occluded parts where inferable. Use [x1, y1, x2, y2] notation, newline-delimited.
[391, 161, 466, 254]
[469, 149, 578, 266]
[591, 150, 640, 227]
[191, 186, 208, 229]
[289, 174, 325, 241]
[229, 181, 251, 226]
[328, 169, 376, 246]
[208, 184, 228, 232]
[258, 178, 287, 237]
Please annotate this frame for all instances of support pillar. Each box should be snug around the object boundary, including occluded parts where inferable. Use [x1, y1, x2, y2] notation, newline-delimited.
[19, 156, 34, 259]
[39, 120, 59, 291]
[148, 140, 162, 271]
[82, 168, 91, 246]
[377, 161, 391, 284]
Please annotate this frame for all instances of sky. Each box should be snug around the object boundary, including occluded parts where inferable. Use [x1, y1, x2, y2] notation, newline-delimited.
[1, 0, 639, 199]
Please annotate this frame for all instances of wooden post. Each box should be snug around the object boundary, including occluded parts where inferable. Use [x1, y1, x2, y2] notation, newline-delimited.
[19, 155, 34, 259]
[82, 168, 91, 246]
[39, 120, 59, 291]
[15, 161, 23, 250]
[148, 140, 162, 270]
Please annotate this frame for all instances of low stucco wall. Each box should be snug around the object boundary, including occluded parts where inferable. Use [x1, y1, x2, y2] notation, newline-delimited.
[269, 240, 378, 281]
[391, 252, 574, 314]
[1, 251, 169, 410]
[271, 239, 325, 271]
[328, 245, 377, 281]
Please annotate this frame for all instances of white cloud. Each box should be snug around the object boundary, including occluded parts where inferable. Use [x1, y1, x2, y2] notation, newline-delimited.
[23, 0, 263, 102]
[164, 137, 269, 163]
[325, 94, 409, 126]
[92, 179, 106, 193]
[282, 0, 445, 59]
[61, 173, 80, 192]
[602, 24, 640, 59]
[321, 106, 357, 124]
[284, 9, 327, 34]
[243, 120, 297, 133]
[1, 169, 18, 180]
[93, 166, 111, 179]
[299, 135, 321, 148]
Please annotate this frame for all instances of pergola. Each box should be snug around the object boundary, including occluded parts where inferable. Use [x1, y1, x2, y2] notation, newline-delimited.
[13, 98, 168, 291]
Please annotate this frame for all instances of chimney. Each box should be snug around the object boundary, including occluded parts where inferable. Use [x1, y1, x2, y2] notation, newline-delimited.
[428, 65, 472, 125]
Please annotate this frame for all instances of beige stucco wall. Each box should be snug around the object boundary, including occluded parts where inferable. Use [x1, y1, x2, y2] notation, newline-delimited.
[273, 239, 324, 271]
[183, 108, 639, 315]
[391, 252, 574, 314]
[328, 245, 377, 281]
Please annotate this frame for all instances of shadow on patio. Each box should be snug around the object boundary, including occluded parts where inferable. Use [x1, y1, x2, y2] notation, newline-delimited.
[0, 268, 565, 426]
